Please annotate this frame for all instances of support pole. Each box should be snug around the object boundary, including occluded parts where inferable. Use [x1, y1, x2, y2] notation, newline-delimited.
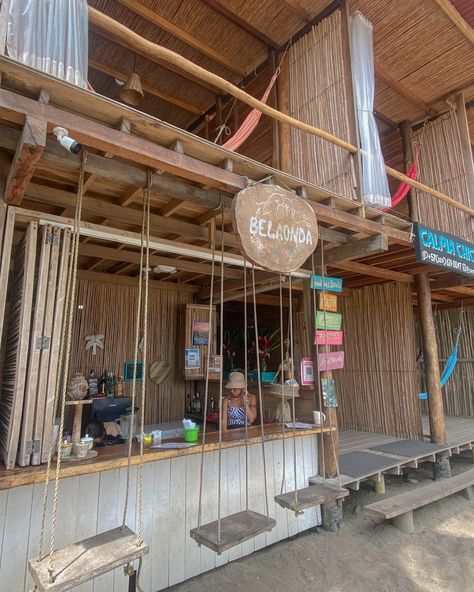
[399, 120, 417, 221]
[276, 49, 290, 172]
[270, 50, 280, 170]
[454, 93, 474, 210]
[415, 273, 447, 445]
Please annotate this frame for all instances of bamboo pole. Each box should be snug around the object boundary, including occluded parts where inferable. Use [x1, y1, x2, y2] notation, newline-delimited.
[415, 273, 447, 445]
[88, 6, 474, 218]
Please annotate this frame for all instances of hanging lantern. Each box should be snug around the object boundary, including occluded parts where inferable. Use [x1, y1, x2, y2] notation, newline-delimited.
[119, 71, 144, 106]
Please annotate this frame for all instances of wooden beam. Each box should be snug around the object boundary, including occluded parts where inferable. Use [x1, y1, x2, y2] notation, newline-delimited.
[279, 0, 311, 21]
[117, 0, 246, 76]
[86, 7, 474, 218]
[433, 0, 474, 46]
[160, 198, 185, 217]
[199, 0, 279, 50]
[79, 243, 241, 278]
[78, 269, 199, 292]
[88, 59, 205, 116]
[444, 285, 474, 297]
[0, 87, 244, 192]
[415, 273, 447, 445]
[330, 260, 412, 283]
[454, 93, 474, 209]
[200, 270, 273, 301]
[25, 183, 239, 248]
[4, 116, 46, 205]
[315, 234, 388, 266]
[375, 62, 435, 114]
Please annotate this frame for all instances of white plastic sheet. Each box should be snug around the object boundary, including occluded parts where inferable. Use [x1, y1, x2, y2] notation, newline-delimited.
[350, 11, 391, 209]
[6, 0, 88, 89]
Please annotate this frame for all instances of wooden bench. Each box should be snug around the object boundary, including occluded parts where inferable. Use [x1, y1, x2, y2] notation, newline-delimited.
[364, 469, 474, 534]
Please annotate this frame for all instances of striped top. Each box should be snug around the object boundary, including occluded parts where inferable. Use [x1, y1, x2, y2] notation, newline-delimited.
[227, 405, 247, 427]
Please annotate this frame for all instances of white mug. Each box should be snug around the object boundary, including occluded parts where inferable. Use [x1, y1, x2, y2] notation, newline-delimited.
[313, 410, 326, 426]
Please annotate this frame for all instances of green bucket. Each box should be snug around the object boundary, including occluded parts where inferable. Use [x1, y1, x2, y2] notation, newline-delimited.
[184, 427, 199, 442]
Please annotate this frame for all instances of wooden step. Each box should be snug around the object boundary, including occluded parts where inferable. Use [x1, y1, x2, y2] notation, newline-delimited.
[28, 526, 149, 592]
[275, 482, 349, 513]
[190, 510, 276, 554]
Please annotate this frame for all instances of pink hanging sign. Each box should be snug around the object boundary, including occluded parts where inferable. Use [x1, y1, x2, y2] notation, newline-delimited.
[315, 330, 343, 346]
[318, 351, 345, 371]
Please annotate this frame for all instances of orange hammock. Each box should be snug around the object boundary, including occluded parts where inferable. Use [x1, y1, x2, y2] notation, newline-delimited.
[222, 71, 279, 151]
[382, 144, 422, 211]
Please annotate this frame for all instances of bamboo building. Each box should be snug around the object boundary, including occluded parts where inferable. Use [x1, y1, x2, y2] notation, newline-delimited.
[0, 1, 472, 590]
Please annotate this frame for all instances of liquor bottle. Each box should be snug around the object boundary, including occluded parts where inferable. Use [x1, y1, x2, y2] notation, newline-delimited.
[194, 392, 201, 413]
[186, 394, 192, 413]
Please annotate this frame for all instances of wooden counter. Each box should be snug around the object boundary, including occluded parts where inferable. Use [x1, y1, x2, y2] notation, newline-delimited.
[0, 424, 330, 490]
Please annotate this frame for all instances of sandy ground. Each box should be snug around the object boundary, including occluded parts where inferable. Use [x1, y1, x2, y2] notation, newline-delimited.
[170, 453, 474, 592]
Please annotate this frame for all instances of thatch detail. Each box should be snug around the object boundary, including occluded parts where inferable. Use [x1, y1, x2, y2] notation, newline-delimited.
[334, 282, 423, 439]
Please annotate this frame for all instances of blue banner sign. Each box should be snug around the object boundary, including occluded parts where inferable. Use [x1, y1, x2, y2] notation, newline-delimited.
[413, 223, 474, 279]
[310, 275, 343, 292]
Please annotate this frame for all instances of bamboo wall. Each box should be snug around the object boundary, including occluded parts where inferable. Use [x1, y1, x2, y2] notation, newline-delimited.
[418, 306, 474, 418]
[287, 10, 357, 200]
[70, 277, 193, 424]
[334, 283, 423, 439]
[411, 111, 474, 241]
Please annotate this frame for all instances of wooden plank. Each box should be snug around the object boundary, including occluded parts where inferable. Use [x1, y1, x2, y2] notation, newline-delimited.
[275, 483, 348, 512]
[433, 0, 474, 46]
[1, 221, 38, 469]
[364, 468, 474, 520]
[0, 206, 15, 347]
[41, 229, 71, 464]
[226, 446, 243, 561]
[28, 526, 149, 592]
[4, 116, 46, 205]
[190, 510, 276, 554]
[18, 225, 52, 466]
[31, 227, 60, 465]
[315, 234, 388, 267]
[151, 459, 171, 590]
[78, 270, 199, 294]
[168, 456, 187, 586]
[0, 0, 11, 56]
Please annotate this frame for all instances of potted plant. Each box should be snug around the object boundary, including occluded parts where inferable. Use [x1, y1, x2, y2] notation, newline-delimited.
[249, 328, 281, 382]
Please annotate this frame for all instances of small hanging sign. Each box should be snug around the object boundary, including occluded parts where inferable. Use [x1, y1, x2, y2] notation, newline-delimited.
[315, 330, 343, 346]
[232, 184, 318, 273]
[315, 311, 342, 331]
[310, 275, 343, 292]
[318, 351, 345, 371]
[318, 292, 338, 312]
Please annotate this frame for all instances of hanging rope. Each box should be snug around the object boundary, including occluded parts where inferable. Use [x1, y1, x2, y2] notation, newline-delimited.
[243, 259, 249, 510]
[44, 148, 87, 579]
[251, 265, 270, 520]
[288, 274, 299, 503]
[278, 276, 287, 495]
[217, 202, 226, 542]
[311, 252, 325, 480]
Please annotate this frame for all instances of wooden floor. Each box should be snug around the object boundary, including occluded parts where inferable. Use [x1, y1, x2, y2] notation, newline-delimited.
[310, 416, 474, 491]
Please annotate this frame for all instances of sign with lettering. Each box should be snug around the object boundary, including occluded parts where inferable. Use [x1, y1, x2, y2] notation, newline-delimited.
[232, 184, 318, 273]
[310, 275, 343, 292]
[413, 222, 474, 278]
[318, 292, 338, 312]
[315, 330, 343, 346]
[315, 311, 342, 331]
[318, 351, 345, 371]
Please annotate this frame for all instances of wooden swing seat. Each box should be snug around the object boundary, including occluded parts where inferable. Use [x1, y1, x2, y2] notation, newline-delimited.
[28, 526, 149, 592]
[190, 510, 276, 554]
[274, 482, 349, 513]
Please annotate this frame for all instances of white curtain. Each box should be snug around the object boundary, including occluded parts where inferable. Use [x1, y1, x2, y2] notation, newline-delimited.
[6, 0, 88, 89]
[350, 11, 391, 209]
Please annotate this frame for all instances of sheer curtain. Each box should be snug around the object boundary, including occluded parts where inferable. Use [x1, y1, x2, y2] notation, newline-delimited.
[7, 0, 88, 89]
[350, 11, 391, 208]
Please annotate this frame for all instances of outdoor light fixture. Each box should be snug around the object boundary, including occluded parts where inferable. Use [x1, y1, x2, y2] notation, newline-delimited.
[52, 127, 82, 154]
[153, 264, 177, 274]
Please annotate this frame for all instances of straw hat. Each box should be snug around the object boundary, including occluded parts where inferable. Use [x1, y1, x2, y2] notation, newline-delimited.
[148, 360, 171, 385]
[225, 371, 246, 389]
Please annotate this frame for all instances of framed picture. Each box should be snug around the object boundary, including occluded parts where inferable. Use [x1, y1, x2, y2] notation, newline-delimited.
[300, 357, 314, 386]
[185, 348, 200, 370]
[192, 321, 209, 346]
[321, 378, 338, 408]
[124, 361, 144, 382]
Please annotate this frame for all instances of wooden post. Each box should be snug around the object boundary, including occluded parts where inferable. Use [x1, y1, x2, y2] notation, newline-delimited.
[215, 95, 223, 145]
[270, 50, 280, 170]
[415, 273, 447, 445]
[277, 49, 291, 172]
[0, 0, 11, 57]
[400, 120, 417, 220]
[454, 93, 474, 210]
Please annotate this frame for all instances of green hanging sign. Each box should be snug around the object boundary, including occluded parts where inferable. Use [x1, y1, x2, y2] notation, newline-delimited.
[315, 311, 342, 331]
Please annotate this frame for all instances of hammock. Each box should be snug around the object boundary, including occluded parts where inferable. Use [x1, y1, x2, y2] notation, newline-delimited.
[222, 71, 279, 151]
[419, 328, 462, 399]
[382, 144, 421, 212]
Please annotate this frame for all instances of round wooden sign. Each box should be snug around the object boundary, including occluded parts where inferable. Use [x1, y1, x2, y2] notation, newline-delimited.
[232, 185, 318, 273]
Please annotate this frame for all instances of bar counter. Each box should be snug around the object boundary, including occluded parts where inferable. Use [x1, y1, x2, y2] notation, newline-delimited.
[0, 424, 331, 490]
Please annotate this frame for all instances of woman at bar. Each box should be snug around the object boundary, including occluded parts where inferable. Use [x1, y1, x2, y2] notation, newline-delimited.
[221, 371, 257, 432]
